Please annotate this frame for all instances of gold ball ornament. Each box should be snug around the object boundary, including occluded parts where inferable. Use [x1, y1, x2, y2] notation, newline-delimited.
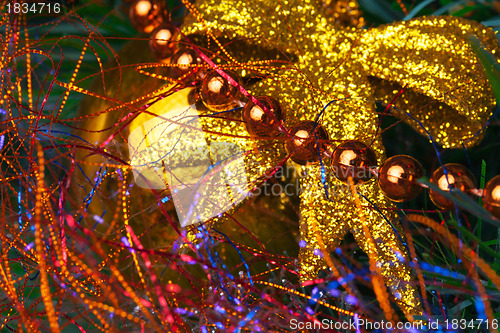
[149, 24, 177, 60]
[378, 155, 424, 202]
[129, 0, 164, 33]
[484, 175, 500, 219]
[200, 70, 242, 111]
[170, 47, 204, 79]
[429, 163, 476, 210]
[242, 96, 285, 139]
[285, 121, 329, 165]
[331, 141, 377, 184]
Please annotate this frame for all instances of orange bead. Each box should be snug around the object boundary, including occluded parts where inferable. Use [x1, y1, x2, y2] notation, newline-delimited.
[331, 141, 377, 184]
[170, 47, 203, 79]
[200, 70, 242, 111]
[285, 121, 329, 165]
[149, 24, 177, 59]
[484, 175, 500, 219]
[429, 163, 476, 210]
[129, 0, 164, 33]
[378, 155, 424, 202]
[242, 96, 285, 139]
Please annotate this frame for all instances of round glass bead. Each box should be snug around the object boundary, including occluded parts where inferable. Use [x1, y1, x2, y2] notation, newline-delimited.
[285, 121, 329, 165]
[200, 70, 242, 111]
[129, 0, 164, 33]
[170, 47, 203, 79]
[149, 24, 177, 59]
[331, 141, 377, 183]
[378, 155, 424, 202]
[484, 175, 500, 219]
[429, 163, 476, 210]
[242, 96, 285, 138]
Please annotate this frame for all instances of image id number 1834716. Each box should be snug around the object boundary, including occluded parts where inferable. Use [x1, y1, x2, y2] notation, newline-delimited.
[6, 2, 61, 14]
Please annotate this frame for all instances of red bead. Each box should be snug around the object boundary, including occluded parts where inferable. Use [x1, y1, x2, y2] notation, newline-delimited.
[170, 47, 203, 79]
[129, 0, 164, 33]
[484, 175, 500, 219]
[378, 155, 424, 202]
[242, 97, 285, 138]
[429, 163, 476, 210]
[149, 24, 177, 59]
[285, 121, 329, 165]
[331, 141, 377, 183]
[200, 70, 242, 111]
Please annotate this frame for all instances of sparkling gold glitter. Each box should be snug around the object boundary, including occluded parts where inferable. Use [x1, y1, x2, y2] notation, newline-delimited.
[321, 0, 365, 28]
[174, 0, 499, 318]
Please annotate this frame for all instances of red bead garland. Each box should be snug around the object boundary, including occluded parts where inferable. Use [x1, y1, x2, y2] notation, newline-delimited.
[128, 10, 500, 215]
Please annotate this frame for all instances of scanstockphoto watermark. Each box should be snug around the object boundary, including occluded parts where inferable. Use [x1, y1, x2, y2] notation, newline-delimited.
[289, 318, 427, 331]
[248, 175, 368, 198]
[289, 318, 498, 331]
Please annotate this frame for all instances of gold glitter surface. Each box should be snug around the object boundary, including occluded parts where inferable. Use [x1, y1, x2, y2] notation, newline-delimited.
[175, 0, 500, 318]
[356, 17, 499, 147]
[321, 0, 365, 28]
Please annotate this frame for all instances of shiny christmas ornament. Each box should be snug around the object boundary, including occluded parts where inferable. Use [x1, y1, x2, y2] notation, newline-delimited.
[429, 163, 476, 210]
[378, 155, 424, 202]
[331, 141, 377, 183]
[129, 0, 164, 33]
[170, 47, 203, 78]
[484, 175, 500, 219]
[242, 96, 285, 139]
[285, 121, 329, 165]
[200, 70, 242, 111]
[149, 24, 177, 59]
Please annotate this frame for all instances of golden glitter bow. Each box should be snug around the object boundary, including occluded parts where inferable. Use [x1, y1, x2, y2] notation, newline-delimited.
[171, 0, 500, 319]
